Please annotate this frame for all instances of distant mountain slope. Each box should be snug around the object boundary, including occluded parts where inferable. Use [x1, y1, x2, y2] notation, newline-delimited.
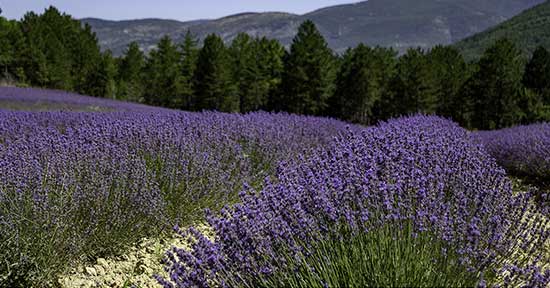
[82, 0, 545, 56]
[84, 12, 301, 56]
[455, 1, 550, 59]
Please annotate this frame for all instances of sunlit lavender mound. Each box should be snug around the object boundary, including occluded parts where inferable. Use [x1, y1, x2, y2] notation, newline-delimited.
[160, 116, 549, 288]
[474, 123, 550, 180]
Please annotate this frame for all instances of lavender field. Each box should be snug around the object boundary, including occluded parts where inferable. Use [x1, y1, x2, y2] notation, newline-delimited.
[0, 87, 548, 287]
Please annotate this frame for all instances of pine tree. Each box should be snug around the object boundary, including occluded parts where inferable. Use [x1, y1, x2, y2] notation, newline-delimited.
[0, 17, 22, 82]
[143, 35, 182, 107]
[194, 34, 238, 112]
[229, 33, 256, 112]
[72, 23, 103, 96]
[523, 46, 550, 116]
[518, 87, 548, 123]
[230, 33, 283, 113]
[85, 50, 117, 98]
[329, 48, 353, 118]
[17, 12, 49, 86]
[455, 74, 477, 129]
[177, 31, 199, 110]
[281, 20, 336, 115]
[389, 48, 437, 116]
[229, 33, 253, 113]
[466, 38, 525, 129]
[18, 7, 102, 94]
[43, 7, 74, 90]
[427, 45, 469, 122]
[101, 51, 117, 99]
[118, 42, 145, 102]
[334, 44, 397, 125]
[258, 37, 285, 112]
[19, 8, 70, 89]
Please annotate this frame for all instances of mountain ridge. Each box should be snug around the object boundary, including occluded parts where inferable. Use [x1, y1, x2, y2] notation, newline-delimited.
[82, 0, 546, 56]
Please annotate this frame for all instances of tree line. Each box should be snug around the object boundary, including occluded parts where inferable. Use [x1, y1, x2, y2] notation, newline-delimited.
[1, 6, 550, 130]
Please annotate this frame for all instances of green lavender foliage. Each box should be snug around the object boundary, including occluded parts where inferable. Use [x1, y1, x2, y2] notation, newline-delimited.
[253, 223, 478, 288]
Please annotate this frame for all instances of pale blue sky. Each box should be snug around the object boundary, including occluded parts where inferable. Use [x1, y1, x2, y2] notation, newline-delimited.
[0, 0, 359, 21]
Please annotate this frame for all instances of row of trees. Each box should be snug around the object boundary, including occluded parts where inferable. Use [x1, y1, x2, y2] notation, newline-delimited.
[134, 31, 286, 113]
[2, 7, 550, 129]
[337, 39, 550, 129]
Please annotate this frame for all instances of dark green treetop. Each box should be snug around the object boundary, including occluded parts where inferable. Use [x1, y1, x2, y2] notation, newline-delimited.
[143, 35, 182, 107]
[334, 44, 397, 125]
[466, 38, 525, 129]
[194, 34, 238, 112]
[281, 20, 336, 116]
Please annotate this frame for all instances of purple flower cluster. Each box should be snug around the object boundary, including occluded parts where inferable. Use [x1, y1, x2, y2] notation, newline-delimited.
[474, 123, 550, 179]
[160, 116, 549, 287]
[0, 91, 351, 283]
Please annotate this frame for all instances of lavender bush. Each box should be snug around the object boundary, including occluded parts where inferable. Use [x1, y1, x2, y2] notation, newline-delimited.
[0, 90, 350, 286]
[474, 122, 550, 180]
[160, 116, 549, 287]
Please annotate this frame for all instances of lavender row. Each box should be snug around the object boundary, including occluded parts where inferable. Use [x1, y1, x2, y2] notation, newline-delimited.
[0, 110, 351, 285]
[474, 122, 550, 180]
[160, 116, 549, 287]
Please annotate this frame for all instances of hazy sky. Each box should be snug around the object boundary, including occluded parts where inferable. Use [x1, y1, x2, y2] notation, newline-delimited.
[0, 0, 359, 21]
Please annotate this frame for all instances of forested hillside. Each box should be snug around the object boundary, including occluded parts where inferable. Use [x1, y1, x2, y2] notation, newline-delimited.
[456, 1, 550, 59]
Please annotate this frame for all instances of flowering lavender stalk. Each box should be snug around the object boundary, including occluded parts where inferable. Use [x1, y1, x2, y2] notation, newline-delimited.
[160, 116, 549, 287]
